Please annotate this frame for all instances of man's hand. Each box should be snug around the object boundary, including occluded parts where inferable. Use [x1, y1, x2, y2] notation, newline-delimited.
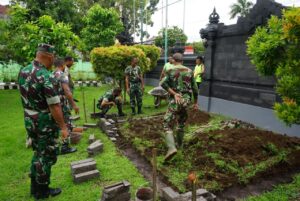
[61, 128, 69, 140]
[73, 105, 80, 114]
[174, 93, 183, 104]
[110, 102, 116, 107]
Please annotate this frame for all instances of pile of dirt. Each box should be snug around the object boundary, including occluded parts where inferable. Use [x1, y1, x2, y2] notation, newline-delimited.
[119, 111, 300, 194]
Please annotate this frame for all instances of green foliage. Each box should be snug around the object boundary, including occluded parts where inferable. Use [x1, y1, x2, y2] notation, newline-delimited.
[247, 8, 300, 125]
[81, 4, 123, 52]
[12, 0, 83, 34]
[134, 45, 161, 69]
[76, 0, 159, 38]
[229, 0, 253, 19]
[90, 45, 150, 81]
[154, 26, 188, 48]
[2, 5, 81, 65]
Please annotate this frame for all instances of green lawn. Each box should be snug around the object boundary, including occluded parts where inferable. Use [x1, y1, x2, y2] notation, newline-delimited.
[0, 85, 166, 201]
[1, 85, 300, 201]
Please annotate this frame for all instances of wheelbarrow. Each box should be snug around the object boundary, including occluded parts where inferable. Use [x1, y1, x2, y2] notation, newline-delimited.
[148, 86, 168, 108]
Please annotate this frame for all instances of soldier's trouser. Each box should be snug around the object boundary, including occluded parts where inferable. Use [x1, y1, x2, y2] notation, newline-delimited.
[163, 99, 189, 146]
[29, 131, 60, 185]
[99, 97, 123, 115]
[63, 106, 72, 145]
[129, 84, 143, 108]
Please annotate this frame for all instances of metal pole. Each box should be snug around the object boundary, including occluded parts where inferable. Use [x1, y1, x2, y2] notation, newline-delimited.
[164, 0, 168, 64]
[133, 0, 136, 41]
[161, 0, 164, 28]
[140, 0, 144, 44]
[183, 0, 186, 33]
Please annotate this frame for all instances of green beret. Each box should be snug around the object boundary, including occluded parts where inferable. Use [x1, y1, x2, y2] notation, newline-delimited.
[37, 43, 55, 54]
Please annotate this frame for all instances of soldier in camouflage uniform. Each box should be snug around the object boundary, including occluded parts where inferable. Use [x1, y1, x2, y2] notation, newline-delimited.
[160, 53, 199, 162]
[125, 57, 144, 115]
[53, 58, 78, 155]
[18, 44, 68, 199]
[97, 88, 126, 117]
[64, 56, 75, 94]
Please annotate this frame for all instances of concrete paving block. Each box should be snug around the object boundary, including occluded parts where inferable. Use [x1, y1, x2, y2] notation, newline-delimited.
[71, 161, 97, 175]
[107, 119, 115, 124]
[70, 115, 80, 121]
[106, 130, 115, 137]
[89, 134, 96, 144]
[117, 119, 126, 123]
[73, 169, 100, 183]
[87, 140, 103, 155]
[102, 181, 131, 199]
[101, 192, 130, 201]
[161, 187, 180, 201]
[83, 123, 98, 128]
[71, 158, 94, 167]
[109, 137, 117, 142]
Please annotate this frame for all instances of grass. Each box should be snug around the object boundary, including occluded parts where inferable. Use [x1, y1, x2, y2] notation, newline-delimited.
[0, 85, 165, 201]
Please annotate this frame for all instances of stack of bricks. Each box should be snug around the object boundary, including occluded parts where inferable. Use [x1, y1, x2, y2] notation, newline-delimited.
[100, 181, 131, 201]
[87, 140, 103, 156]
[71, 158, 100, 183]
[162, 187, 217, 201]
[99, 118, 119, 142]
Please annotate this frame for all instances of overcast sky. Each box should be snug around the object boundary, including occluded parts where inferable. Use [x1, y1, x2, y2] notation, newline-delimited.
[1, 0, 300, 42]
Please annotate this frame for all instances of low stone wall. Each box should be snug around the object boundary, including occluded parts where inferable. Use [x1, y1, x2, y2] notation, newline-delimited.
[0, 81, 102, 90]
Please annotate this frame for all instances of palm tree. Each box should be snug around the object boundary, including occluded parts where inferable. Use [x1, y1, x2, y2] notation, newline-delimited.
[229, 0, 254, 19]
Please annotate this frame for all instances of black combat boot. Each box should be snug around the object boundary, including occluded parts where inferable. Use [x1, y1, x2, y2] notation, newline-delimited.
[117, 104, 126, 117]
[30, 177, 37, 196]
[131, 107, 136, 115]
[137, 106, 143, 114]
[60, 142, 77, 155]
[34, 184, 61, 199]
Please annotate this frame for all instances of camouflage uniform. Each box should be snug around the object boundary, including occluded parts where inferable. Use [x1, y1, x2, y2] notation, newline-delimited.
[125, 65, 143, 109]
[97, 89, 123, 116]
[64, 67, 74, 94]
[160, 64, 198, 159]
[52, 69, 72, 143]
[18, 60, 60, 185]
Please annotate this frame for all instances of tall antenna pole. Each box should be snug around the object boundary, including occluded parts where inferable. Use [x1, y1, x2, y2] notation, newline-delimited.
[161, 0, 164, 28]
[183, 0, 186, 33]
[133, 0, 136, 41]
[164, 0, 168, 63]
[140, 0, 144, 44]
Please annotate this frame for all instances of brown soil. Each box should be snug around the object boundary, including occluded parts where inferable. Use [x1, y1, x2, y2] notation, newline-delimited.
[118, 110, 300, 196]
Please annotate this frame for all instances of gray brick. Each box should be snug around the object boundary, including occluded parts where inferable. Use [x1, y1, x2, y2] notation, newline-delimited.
[71, 161, 97, 175]
[87, 140, 103, 155]
[73, 169, 100, 183]
[83, 123, 98, 128]
[161, 187, 180, 201]
[102, 181, 131, 199]
[89, 134, 96, 144]
[71, 158, 94, 166]
[107, 119, 115, 124]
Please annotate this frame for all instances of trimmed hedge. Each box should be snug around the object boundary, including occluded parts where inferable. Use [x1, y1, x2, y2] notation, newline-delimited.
[90, 45, 150, 80]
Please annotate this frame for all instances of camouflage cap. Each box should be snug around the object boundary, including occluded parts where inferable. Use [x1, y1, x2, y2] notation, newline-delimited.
[37, 43, 55, 54]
